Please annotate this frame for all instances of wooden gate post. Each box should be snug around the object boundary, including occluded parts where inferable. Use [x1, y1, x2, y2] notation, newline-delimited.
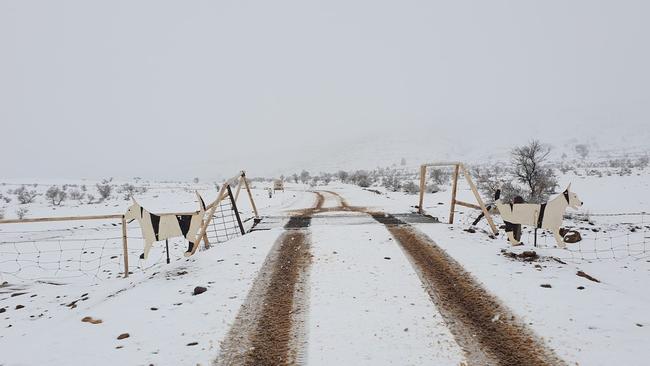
[460, 164, 498, 235]
[121, 216, 129, 278]
[418, 165, 427, 214]
[449, 164, 460, 224]
[241, 172, 259, 219]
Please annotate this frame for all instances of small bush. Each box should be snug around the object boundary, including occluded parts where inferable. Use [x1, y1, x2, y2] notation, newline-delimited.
[16, 207, 29, 219]
[382, 176, 401, 192]
[299, 170, 311, 184]
[69, 189, 84, 201]
[85, 194, 96, 204]
[402, 181, 419, 195]
[575, 144, 589, 159]
[96, 178, 113, 201]
[118, 183, 147, 201]
[429, 168, 451, 185]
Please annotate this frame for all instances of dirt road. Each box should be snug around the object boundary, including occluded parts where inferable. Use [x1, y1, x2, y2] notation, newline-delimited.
[216, 190, 564, 365]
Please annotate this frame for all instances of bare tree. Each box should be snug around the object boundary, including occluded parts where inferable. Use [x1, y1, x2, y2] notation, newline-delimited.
[511, 140, 558, 202]
[14, 185, 38, 204]
[45, 186, 67, 206]
[337, 170, 349, 183]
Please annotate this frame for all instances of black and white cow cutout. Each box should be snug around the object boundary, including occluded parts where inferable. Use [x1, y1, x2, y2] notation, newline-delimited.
[124, 192, 207, 260]
[494, 184, 583, 248]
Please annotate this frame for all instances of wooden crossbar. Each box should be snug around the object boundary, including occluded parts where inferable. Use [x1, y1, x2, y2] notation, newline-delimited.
[418, 162, 498, 235]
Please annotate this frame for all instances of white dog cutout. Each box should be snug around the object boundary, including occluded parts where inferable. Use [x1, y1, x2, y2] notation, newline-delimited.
[124, 192, 207, 259]
[494, 184, 583, 248]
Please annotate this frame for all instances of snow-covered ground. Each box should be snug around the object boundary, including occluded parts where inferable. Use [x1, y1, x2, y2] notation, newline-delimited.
[1, 170, 649, 365]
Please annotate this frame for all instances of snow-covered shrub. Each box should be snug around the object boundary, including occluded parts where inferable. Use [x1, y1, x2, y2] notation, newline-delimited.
[300, 170, 311, 184]
[118, 183, 147, 200]
[85, 194, 95, 204]
[349, 170, 372, 188]
[356, 175, 371, 188]
[429, 168, 451, 185]
[0, 193, 10, 203]
[96, 178, 113, 201]
[45, 186, 67, 206]
[472, 165, 525, 204]
[15, 207, 28, 219]
[321, 174, 332, 185]
[14, 185, 38, 204]
[402, 181, 419, 195]
[574, 144, 589, 159]
[382, 176, 400, 192]
[0, 208, 4, 219]
[68, 189, 84, 201]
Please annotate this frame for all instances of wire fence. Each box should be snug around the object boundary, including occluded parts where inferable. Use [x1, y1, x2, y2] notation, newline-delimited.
[205, 195, 245, 244]
[0, 199, 250, 283]
[460, 209, 650, 263]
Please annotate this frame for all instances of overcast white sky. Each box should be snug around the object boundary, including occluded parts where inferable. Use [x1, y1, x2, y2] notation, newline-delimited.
[1, 0, 649, 180]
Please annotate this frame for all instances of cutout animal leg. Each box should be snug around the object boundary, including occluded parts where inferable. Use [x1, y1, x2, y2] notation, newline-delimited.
[165, 239, 170, 264]
[553, 229, 566, 248]
[504, 221, 522, 245]
[184, 241, 195, 257]
[140, 240, 154, 259]
[506, 231, 523, 246]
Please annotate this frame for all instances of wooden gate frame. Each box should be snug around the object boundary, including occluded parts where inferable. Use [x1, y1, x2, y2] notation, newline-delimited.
[418, 162, 498, 235]
[188, 170, 259, 256]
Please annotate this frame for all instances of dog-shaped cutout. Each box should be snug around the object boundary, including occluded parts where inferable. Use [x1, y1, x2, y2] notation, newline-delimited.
[124, 192, 207, 259]
[494, 184, 583, 248]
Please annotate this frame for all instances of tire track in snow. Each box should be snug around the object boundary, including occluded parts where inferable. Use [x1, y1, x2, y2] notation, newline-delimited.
[214, 193, 321, 365]
[369, 212, 566, 366]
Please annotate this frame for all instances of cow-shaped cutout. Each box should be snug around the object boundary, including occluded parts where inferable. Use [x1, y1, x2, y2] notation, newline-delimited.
[124, 192, 207, 259]
[495, 184, 583, 248]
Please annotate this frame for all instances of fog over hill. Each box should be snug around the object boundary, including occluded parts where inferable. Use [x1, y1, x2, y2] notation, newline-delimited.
[1, 1, 648, 181]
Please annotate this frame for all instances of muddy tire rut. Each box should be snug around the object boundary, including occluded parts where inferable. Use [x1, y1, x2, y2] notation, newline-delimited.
[215, 196, 318, 366]
[370, 213, 565, 366]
